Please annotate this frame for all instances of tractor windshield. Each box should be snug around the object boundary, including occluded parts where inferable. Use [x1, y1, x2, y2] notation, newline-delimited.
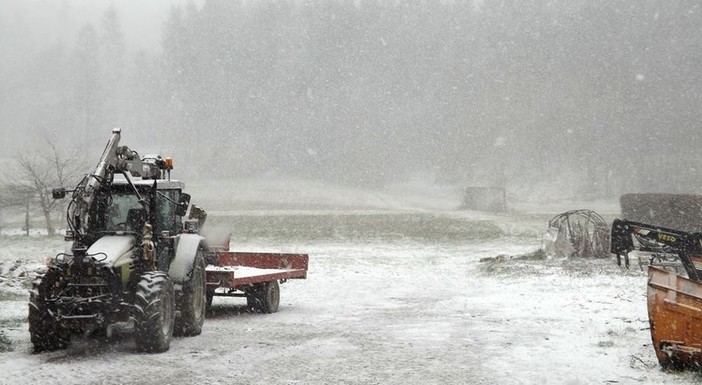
[105, 192, 143, 232]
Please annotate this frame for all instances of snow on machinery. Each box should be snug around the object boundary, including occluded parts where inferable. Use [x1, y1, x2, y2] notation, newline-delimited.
[611, 218, 702, 369]
[30, 128, 308, 353]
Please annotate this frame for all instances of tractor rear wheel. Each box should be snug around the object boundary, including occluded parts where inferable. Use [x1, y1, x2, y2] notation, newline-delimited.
[28, 267, 70, 352]
[133, 271, 175, 353]
[246, 280, 280, 314]
[174, 251, 206, 336]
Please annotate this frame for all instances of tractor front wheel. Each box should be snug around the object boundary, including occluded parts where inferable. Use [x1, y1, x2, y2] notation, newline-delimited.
[28, 268, 70, 352]
[133, 271, 175, 353]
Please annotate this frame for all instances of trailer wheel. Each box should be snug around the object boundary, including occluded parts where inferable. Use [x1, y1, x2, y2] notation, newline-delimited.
[247, 280, 280, 314]
[175, 251, 206, 336]
[206, 290, 214, 311]
[28, 268, 70, 352]
[133, 271, 175, 353]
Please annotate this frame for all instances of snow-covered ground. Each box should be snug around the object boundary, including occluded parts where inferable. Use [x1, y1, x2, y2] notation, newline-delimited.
[0, 180, 700, 384]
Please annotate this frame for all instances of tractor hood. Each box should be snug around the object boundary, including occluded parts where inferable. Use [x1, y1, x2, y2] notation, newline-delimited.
[87, 235, 135, 265]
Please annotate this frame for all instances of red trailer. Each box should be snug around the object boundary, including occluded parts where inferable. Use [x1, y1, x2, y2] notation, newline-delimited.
[204, 251, 309, 313]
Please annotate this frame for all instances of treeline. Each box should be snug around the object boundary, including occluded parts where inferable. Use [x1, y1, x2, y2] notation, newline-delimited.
[2, 0, 701, 198]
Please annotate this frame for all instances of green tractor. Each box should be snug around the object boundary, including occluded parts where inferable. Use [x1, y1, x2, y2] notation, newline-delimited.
[29, 128, 211, 353]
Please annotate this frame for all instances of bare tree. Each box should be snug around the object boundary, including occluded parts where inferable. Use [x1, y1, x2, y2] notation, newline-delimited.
[4, 142, 85, 236]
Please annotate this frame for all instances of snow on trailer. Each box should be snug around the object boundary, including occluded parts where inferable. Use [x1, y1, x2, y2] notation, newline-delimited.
[205, 252, 308, 313]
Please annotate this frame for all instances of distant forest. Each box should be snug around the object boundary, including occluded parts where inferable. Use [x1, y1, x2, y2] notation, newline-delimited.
[2, 0, 701, 199]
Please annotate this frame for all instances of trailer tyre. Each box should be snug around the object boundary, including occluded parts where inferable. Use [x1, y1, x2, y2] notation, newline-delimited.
[133, 271, 175, 353]
[175, 251, 206, 336]
[206, 290, 214, 311]
[28, 268, 70, 352]
[247, 280, 280, 314]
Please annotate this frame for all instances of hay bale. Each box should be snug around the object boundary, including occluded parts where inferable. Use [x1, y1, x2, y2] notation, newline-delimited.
[620, 193, 702, 232]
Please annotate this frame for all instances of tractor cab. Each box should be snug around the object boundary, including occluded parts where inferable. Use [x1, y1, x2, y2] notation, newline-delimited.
[85, 174, 190, 273]
[91, 175, 188, 237]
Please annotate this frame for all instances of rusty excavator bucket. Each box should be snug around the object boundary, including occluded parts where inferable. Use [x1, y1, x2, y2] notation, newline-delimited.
[648, 266, 702, 369]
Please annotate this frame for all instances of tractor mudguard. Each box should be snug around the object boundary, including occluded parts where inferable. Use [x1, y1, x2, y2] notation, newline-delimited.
[169, 233, 207, 284]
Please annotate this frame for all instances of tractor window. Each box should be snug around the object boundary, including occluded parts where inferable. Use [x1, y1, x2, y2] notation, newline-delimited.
[155, 190, 181, 234]
[105, 193, 142, 231]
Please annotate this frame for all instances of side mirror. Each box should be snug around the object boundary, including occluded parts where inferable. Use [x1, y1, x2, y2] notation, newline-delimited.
[176, 193, 191, 217]
[52, 188, 66, 199]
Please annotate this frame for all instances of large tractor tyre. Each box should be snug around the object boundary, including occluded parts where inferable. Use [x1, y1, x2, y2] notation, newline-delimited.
[133, 271, 175, 353]
[174, 251, 206, 336]
[28, 268, 70, 352]
[246, 280, 280, 314]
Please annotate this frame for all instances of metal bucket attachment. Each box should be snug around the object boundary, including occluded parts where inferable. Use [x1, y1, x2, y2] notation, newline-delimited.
[648, 266, 702, 369]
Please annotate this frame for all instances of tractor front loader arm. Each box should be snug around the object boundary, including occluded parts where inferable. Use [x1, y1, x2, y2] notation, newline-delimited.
[611, 218, 702, 280]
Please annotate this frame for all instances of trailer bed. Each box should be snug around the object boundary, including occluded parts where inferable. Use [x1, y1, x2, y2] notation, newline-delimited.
[205, 251, 308, 289]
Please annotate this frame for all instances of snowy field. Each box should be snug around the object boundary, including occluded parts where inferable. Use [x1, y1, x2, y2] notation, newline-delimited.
[0, 179, 700, 385]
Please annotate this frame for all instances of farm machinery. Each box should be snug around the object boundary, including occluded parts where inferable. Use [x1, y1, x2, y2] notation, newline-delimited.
[29, 128, 307, 353]
[611, 218, 702, 368]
